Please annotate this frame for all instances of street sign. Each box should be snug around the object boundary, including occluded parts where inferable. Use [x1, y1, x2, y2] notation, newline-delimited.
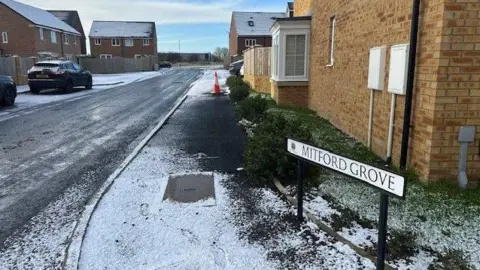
[286, 138, 407, 270]
[287, 139, 406, 198]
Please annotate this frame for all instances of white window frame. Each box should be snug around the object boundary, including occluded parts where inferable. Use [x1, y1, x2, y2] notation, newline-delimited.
[94, 39, 101, 45]
[270, 21, 310, 82]
[284, 34, 307, 77]
[245, 39, 256, 47]
[2, 32, 7, 43]
[64, 33, 69, 44]
[125, 39, 134, 47]
[134, 54, 143, 59]
[143, 39, 150, 46]
[327, 16, 336, 66]
[39, 28, 44, 40]
[100, 54, 113, 59]
[50, 31, 57, 43]
[272, 34, 280, 77]
[74, 36, 77, 45]
[111, 38, 120, 46]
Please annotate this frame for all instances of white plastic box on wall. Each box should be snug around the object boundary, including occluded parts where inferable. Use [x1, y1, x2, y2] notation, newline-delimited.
[368, 46, 387, 90]
[388, 44, 410, 95]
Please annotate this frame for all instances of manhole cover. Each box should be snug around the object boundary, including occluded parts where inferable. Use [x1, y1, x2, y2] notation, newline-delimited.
[163, 173, 215, 203]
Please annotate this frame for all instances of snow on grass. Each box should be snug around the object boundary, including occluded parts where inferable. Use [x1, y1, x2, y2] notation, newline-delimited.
[79, 145, 278, 270]
[309, 175, 480, 269]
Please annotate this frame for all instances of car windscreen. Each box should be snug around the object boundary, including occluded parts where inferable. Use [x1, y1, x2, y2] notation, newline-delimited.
[34, 63, 60, 68]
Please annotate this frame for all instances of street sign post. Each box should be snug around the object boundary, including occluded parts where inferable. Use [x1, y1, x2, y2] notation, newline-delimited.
[287, 139, 406, 270]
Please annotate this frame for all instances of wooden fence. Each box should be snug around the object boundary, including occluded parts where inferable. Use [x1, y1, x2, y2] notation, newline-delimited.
[79, 57, 157, 74]
[0, 57, 16, 77]
[244, 46, 271, 77]
[0, 57, 35, 84]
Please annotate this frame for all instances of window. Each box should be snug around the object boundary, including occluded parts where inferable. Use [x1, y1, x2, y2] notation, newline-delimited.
[100, 54, 113, 59]
[39, 28, 44, 40]
[328, 16, 336, 66]
[285, 35, 306, 76]
[73, 63, 82, 70]
[134, 54, 142, 59]
[143, 39, 150, 46]
[64, 34, 69, 44]
[51, 31, 57, 43]
[94, 39, 101, 45]
[74, 36, 77, 44]
[245, 39, 256, 47]
[272, 35, 279, 77]
[112, 38, 120, 46]
[125, 39, 134, 47]
[2, 32, 7, 43]
[248, 20, 254, 27]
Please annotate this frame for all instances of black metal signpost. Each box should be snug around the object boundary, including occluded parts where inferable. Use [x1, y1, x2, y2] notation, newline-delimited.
[287, 139, 406, 270]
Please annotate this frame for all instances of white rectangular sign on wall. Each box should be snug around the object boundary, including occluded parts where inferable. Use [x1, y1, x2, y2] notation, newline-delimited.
[388, 44, 410, 95]
[368, 46, 386, 90]
[287, 139, 406, 198]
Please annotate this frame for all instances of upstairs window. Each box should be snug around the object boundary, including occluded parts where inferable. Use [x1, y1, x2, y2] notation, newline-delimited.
[94, 39, 101, 45]
[51, 31, 57, 43]
[39, 28, 44, 40]
[64, 34, 69, 44]
[2, 32, 8, 43]
[143, 39, 150, 46]
[245, 39, 256, 47]
[125, 39, 134, 47]
[328, 16, 336, 66]
[285, 35, 306, 77]
[112, 38, 120, 46]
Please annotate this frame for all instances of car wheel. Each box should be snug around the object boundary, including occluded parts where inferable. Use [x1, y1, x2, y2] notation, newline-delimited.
[30, 87, 40, 94]
[85, 77, 93, 90]
[2, 86, 16, 106]
[64, 80, 74, 93]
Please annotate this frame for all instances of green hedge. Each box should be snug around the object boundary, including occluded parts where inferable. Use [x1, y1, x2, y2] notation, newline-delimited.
[226, 76, 246, 88]
[230, 85, 250, 102]
[237, 96, 269, 123]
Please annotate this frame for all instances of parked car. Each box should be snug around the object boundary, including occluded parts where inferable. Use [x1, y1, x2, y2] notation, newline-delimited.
[0, 75, 17, 106]
[229, 60, 243, 76]
[159, 61, 172, 68]
[239, 64, 244, 78]
[27, 60, 92, 94]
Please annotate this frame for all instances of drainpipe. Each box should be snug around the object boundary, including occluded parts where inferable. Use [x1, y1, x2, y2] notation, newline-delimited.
[399, 0, 421, 171]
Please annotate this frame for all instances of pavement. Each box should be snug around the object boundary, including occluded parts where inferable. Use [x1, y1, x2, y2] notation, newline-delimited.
[0, 68, 202, 268]
[68, 71, 375, 270]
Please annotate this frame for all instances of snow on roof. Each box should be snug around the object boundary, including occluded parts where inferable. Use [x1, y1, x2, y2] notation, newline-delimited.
[0, 0, 80, 35]
[233, 12, 286, 36]
[89, 21, 155, 38]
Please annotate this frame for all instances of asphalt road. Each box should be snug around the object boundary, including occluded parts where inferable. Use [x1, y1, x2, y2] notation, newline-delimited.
[0, 68, 201, 247]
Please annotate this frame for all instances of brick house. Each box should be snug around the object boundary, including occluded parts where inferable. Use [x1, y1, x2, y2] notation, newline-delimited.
[89, 21, 157, 59]
[229, 12, 286, 61]
[48, 10, 86, 55]
[0, 0, 82, 58]
[269, 0, 479, 183]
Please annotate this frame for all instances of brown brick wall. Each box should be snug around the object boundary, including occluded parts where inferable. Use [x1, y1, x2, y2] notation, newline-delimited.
[229, 17, 238, 58]
[271, 81, 309, 107]
[237, 36, 272, 55]
[244, 74, 271, 94]
[430, 0, 480, 180]
[294, 0, 312, 17]
[0, 4, 36, 56]
[90, 38, 156, 58]
[307, 0, 470, 182]
[35, 29, 63, 56]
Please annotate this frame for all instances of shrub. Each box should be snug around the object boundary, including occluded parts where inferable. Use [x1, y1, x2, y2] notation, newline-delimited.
[226, 76, 246, 88]
[428, 250, 472, 270]
[244, 113, 318, 186]
[230, 85, 250, 102]
[237, 95, 269, 123]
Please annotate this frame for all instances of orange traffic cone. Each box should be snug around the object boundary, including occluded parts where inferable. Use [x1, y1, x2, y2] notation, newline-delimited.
[214, 72, 221, 95]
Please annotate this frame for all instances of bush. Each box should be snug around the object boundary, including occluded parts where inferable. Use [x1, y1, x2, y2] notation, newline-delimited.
[244, 113, 317, 186]
[230, 85, 250, 102]
[226, 76, 246, 88]
[237, 96, 269, 123]
[428, 250, 472, 270]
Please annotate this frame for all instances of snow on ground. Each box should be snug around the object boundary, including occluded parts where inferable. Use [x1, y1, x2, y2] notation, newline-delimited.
[188, 69, 230, 96]
[79, 145, 278, 270]
[304, 176, 480, 269]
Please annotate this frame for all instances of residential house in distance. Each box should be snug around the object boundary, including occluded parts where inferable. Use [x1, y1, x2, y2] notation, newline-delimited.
[268, 0, 479, 183]
[48, 10, 86, 55]
[229, 11, 285, 61]
[0, 0, 82, 58]
[89, 21, 157, 59]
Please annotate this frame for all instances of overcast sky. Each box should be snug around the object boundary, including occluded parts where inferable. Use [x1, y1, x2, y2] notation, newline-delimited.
[18, 0, 286, 53]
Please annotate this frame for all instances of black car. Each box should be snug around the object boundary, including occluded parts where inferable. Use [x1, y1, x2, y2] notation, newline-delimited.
[0, 75, 17, 106]
[27, 60, 92, 94]
[159, 61, 172, 68]
[229, 60, 243, 76]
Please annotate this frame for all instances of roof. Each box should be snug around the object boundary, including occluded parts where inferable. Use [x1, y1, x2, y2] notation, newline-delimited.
[89, 21, 155, 38]
[0, 0, 80, 35]
[232, 12, 286, 36]
[48, 10, 85, 36]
